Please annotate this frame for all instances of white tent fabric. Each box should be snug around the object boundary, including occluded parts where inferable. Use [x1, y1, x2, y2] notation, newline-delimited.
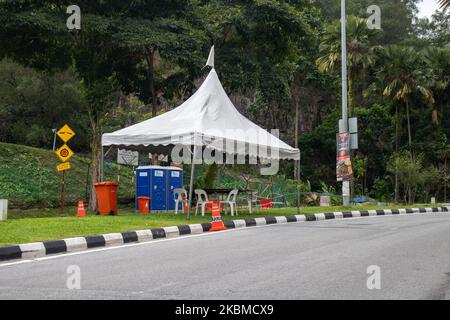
[102, 68, 299, 160]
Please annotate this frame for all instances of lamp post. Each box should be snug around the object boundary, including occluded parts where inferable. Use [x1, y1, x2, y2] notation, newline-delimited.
[52, 128, 57, 151]
[341, 0, 350, 206]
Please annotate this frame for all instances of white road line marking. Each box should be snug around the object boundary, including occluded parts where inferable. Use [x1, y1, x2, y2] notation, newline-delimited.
[0, 259, 33, 267]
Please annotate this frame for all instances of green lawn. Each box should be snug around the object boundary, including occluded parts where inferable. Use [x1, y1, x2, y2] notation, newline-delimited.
[0, 204, 437, 246]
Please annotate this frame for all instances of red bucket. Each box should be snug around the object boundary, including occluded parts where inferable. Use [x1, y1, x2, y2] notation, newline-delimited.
[260, 199, 272, 209]
[137, 196, 151, 214]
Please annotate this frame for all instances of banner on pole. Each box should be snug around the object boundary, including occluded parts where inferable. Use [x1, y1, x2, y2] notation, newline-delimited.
[336, 133, 353, 181]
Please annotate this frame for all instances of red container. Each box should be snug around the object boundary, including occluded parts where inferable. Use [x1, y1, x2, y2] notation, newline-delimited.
[94, 182, 118, 215]
[260, 199, 273, 209]
[137, 196, 151, 214]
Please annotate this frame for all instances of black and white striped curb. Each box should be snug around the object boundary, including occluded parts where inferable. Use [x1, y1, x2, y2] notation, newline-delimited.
[1, 206, 448, 262]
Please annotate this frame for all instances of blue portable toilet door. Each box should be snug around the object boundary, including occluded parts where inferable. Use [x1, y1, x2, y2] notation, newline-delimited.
[136, 169, 151, 210]
[168, 169, 183, 211]
[151, 169, 167, 211]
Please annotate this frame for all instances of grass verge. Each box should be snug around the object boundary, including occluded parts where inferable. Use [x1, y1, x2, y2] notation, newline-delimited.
[0, 204, 437, 246]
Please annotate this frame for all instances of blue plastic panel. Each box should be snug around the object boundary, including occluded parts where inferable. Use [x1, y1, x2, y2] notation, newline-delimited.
[150, 169, 166, 211]
[135, 169, 151, 210]
[167, 169, 183, 210]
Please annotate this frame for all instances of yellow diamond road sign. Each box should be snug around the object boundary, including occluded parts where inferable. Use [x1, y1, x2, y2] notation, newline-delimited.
[56, 124, 75, 143]
[56, 162, 71, 172]
[55, 144, 74, 162]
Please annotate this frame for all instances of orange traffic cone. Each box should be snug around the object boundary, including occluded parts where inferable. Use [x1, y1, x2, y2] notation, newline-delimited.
[77, 201, 86, 217]
[182, 195, 189, 213]
[209, 202, 227, 231]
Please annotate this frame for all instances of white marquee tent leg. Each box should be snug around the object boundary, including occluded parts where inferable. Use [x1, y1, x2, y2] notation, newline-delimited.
[187, 145, 198, 220]
[296, 158, 301, 215]
[101, 146, 104, 182]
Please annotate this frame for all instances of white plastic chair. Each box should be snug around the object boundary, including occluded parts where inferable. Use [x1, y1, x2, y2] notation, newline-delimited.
[194, 189, 213, 216]
[173, 188, 188, 215]
[221, 189, 239, 216]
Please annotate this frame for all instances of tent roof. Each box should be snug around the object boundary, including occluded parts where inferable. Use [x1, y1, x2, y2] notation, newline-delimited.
[102, 69, 300, 160]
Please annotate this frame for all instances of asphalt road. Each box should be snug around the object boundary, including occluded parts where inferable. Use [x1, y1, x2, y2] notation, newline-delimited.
[0, 212, 450, 300]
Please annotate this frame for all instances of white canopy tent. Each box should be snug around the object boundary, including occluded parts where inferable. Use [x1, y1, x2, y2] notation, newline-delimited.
[102, 49, 300, 218]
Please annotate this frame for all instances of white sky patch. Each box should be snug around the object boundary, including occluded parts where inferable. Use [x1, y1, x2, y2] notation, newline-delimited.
[418, 0, 441, 19]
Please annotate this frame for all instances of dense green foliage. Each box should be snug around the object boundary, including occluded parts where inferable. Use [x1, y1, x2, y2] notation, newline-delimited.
[0, 0, 448, 207]
[0, 143, 135, 208]
[0, 60, 90, 150]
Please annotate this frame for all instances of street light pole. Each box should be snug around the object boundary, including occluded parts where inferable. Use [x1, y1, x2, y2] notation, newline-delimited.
[52, 128, 57, 151]
[341, 0, 350, 206]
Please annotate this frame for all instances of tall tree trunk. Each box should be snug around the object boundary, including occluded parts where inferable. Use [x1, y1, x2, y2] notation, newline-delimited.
[145, 47, 157, 117]
[348, 75, 353, 117]
[88, 112, 102, 212]
[431, 108, 438, 124]
[395, 104, 399, 203]
[405, 99, 412, 148]
[444, 156, 448, 202]
[269, 105, 278, 129]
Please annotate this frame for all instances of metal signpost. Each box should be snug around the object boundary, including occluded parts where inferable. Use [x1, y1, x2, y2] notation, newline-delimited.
[340, 0, 351, 206]
[55, 124, 75, 214]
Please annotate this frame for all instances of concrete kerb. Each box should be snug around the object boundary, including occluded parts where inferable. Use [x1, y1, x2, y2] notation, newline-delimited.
[0, 206, 448, 262]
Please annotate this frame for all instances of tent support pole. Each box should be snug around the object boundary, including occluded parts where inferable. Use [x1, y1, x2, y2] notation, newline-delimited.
[296, 157, 301, 215]
[187, 145, 197, 220]
[101, 145, 104, 182]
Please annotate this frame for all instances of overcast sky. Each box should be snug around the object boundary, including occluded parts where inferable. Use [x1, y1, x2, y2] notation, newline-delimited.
[417, 0, 441, 18]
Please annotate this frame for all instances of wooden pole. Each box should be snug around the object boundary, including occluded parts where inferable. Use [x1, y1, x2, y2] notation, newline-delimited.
[60, 170, 66, 214]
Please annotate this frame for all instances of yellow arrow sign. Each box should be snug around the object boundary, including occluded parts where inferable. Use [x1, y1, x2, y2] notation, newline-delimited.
[56, 162, 71, 172]
[55, 144, 74, 162]
[56, 124, 75, 143]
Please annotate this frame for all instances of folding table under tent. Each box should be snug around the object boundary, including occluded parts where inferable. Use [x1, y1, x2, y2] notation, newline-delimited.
[102, 55, 300, 218]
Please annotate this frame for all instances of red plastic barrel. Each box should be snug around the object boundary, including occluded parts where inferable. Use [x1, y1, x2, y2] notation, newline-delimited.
[137, 196, 151, 214]
[94, 182, 118, 215]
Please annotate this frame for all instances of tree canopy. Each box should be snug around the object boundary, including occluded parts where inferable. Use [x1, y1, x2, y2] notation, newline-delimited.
[0, 0, 448, 205]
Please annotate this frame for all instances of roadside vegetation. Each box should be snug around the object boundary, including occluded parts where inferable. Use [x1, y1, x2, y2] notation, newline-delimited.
[0, 142, 135, 208]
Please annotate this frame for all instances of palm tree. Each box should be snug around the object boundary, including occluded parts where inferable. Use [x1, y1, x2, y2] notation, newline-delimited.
[376, 46, 434, 150]
[316, 16, 379, 114]
[375, 46, 434, 203]
[438, 0, 450, 9]
[423, 47, 450, 124]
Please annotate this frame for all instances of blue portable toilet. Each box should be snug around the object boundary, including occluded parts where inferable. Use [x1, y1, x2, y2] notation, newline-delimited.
[136, 166, 167, 211]
[136, 167, 151, 209]
[151, 166, 167, 211]
[167, 167, 184, 211]
[135, 165, 183, 212]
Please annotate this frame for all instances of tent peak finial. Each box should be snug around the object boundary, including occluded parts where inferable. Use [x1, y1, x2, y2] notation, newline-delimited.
[205, 45, 214, 69]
